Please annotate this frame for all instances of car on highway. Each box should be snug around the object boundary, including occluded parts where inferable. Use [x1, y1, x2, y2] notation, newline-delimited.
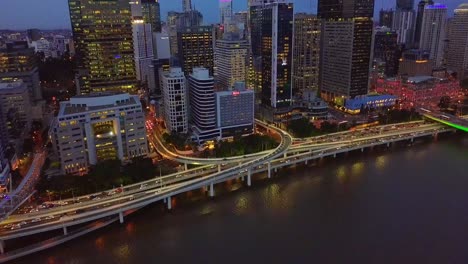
[11, 224, 21, 230]
[32, 218, 41, 223]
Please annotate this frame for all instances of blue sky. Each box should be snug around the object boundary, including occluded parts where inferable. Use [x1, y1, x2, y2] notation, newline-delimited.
[0, 0, 464, 30]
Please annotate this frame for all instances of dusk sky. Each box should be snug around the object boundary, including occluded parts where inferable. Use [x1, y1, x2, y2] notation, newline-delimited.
[0, 0, 464, 30]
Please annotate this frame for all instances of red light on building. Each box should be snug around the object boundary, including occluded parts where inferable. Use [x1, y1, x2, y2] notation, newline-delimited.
[232, 91, 240, 96]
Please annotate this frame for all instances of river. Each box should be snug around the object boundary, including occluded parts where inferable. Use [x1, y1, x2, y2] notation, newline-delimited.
[14, 135, 468, 264]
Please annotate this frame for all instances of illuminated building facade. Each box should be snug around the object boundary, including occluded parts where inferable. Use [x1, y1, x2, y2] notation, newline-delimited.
[250, 0, 293, 108]
[414, 0, 434, 47]
[132, 18, 154, 85]
[214, 37, 249, 89]
[399, 49, 432, 76]
[160, 67, 188, 134]
[177, 26, 214, 76]
[52, 93, 148, 175]
[373, 27, 400, 77]
[419, 3, 447, 67]
[0, 41, 41, 101]
[379, 9, 394, 28]
[392, 8, 416, 46]
[374, 76, 460, 104]
[447, 4, 468, 79]
[220, 0, 233, 25]
[68, 0, 138, 94]
[0, 79, 32, 144]
[141, 0, 161, 33]
[318, 0, 375, 100]
[292, 13, 321, 97]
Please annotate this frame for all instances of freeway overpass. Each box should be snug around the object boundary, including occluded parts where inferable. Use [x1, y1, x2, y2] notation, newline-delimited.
[418, 108, 468, 132]
[0, 123, 453, 242]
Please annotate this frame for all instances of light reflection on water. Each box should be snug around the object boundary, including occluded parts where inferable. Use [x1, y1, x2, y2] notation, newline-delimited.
[14, 137, 468, 264]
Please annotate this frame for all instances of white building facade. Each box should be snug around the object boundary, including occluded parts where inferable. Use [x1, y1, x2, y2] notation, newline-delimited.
[419, 3, 447, 67]
[160, 67, 188, 134]
[52, 93, 148, 175]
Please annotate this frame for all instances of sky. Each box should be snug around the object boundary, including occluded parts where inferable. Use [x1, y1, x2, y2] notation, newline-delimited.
[0, 0, 465, 30]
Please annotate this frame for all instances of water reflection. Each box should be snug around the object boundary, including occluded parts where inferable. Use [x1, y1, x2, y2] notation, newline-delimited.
[234, 196, 249, 215]
[375, 155, 387, 170]
[113, 244, 130, 261]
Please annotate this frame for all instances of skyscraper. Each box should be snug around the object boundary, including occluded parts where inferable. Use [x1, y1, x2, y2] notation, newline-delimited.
[419, 3, 447, 67]
[188, 68, 219, 142]
[292, 13, 321, 97]
[215, 37, 249, 89]
[447, 4, 468, 79]
[0, 41, 41, 101]
[183, 0, 192, 12]
[141, 0, 161, 33]
[220, 0, 233, 25]
[393, 8, 416, 46]
[397, 0, 415, 10]
[160, 68, 188, 133]
[318, 0, 375, 100]
[414, 0, 434, 47]
[373, 27, 400, 77]
[132, 19, 154, 85]
[250, 0, 294, 108]
[379, 9, 394, 28]
[177, 26, 214, 76]
[68, 0, 137, 94]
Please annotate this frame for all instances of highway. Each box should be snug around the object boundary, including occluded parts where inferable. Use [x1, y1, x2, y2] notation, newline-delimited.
[0, 122, 454, 241]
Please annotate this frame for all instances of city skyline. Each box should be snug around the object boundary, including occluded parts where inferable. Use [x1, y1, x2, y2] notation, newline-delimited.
[0, 0, 464, 30]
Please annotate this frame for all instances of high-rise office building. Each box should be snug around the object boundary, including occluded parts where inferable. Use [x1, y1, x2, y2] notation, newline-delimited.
[141, 0, 161, 33]
[393, 8, 416, 46]
[188, 68, 219, 142]
[160, 68, 188, 134]
[414, 0, 434, 47]
[318, 0, 375, 100]
[397, 0, 415, 10]
[214, 37, 249, 89]
[250, 0, 293, 108]
[379, 9, 394, 28]
[0, 41, 41, 101]
[0, 79, 32, 143]
[68, 0, 137, 94]
[447, 4, 468, 79]
[132, 18, 155, 85]
[183, 0, 192, 12]
[0, 141, 11, 193]
[419, 3, 447, 67]
[220, 0, 233, 25]
[177, 26, 214, 76]
[292, 13, 321, 97]
[52, 93, 148, 175]
[373, 27, 400, 77]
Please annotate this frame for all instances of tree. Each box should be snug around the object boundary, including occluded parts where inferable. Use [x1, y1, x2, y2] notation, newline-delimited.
[288, 118, 315, 138]
[438, 96, 451, 109]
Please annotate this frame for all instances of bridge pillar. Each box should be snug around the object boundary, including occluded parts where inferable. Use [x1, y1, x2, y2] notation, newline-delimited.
[267, 162, 271, 178]
[361, 148, 364, 152]
[387, 142, 390, 148]
[0, 240, 4, 254]
[63, 226, 68, 236]
[305, 159, 308, 165]
[274, 168, 277, 173]
[283, 153, 287, 159]
[209, 183, 215, 197]
[184, 163, 188, 171]
[119, 211, 124, 224]
[247, 169, 251, 187]
[167, 196, 172, 210]
[333, 153, 336, 158]
[411, 137, 414, 143]
[218, 164, 221, 172]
